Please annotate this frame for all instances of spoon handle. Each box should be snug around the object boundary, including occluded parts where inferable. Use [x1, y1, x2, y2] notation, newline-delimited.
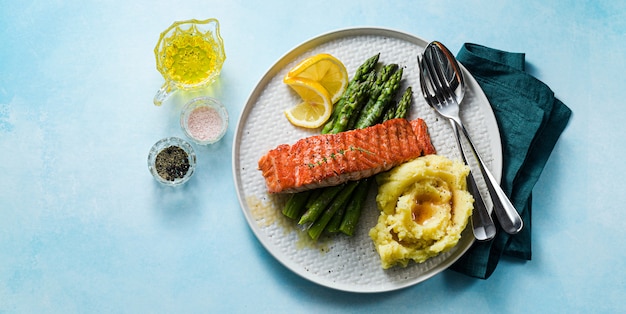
[450, 121, 496, 241]
[456, 121, 524, 235]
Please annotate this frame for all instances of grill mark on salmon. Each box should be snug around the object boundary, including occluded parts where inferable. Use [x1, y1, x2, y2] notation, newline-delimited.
[258, 118, 436, 193]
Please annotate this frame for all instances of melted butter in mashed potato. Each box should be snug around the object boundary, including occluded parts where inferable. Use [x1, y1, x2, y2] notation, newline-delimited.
[369, 154, 473, 269]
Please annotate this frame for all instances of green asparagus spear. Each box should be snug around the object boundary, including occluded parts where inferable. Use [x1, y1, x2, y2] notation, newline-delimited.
[322, 53, 380, 134]
[394, 86, 413, 119]
[282, 191, 311, 219]
[353, 53, 380, 82]
[354, 67, 403, 129]
[339, 179, 372, 236]
[305, 189, 324, 209]
[350, 63, 398, 129]
[298, 184, 345, 225]
[308, 181, 359, 240]
[381, 86, 412, 121]
[329, 71, 375, 134]
[382, 101, 397, 122]
[325, 199, 347, 233]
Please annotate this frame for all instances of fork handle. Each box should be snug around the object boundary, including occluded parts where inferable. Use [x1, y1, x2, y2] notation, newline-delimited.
[455, 121, 524, 235]
[450, 121, 496, 241]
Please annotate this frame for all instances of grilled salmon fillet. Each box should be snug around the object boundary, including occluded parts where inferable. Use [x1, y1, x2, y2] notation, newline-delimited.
[258, 118, 436, 193]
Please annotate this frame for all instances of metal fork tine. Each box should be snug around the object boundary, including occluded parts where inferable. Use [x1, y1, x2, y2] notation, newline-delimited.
[418, 53, 437, 104]
[417, 54, 427, 95]
[426, 46, 454, 103]
[417, 54, 432, 100]
[432, 45, 461, 105]
[423, 47, 447, 106]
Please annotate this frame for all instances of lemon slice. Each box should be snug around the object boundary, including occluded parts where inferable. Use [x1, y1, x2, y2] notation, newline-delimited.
[285, 53, 348, 104]
[284, 77, 333, 128]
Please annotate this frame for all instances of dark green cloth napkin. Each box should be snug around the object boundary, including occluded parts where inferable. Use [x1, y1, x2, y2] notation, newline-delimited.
[449, 43, 572, 279]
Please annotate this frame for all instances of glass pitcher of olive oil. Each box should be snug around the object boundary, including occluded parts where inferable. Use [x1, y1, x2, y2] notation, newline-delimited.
[153, 18, 226, 106]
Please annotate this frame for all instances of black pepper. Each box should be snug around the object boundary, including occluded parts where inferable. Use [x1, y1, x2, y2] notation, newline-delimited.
[154, 146, 190, 181]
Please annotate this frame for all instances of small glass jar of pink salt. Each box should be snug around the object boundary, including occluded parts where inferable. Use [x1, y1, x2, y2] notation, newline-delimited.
[180, 96, 228, 145]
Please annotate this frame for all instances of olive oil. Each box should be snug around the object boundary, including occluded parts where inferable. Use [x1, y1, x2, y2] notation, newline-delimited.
[161, 30, 224, 85]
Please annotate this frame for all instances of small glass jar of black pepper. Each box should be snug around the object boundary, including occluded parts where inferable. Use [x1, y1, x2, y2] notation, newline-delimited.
[148, 137, 196, 186]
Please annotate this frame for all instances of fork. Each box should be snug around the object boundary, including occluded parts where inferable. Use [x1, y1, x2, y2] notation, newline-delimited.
[418, 42, 523, 235]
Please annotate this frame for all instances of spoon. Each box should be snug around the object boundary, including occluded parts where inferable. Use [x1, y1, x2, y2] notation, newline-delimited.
[419, 41, 523, 235]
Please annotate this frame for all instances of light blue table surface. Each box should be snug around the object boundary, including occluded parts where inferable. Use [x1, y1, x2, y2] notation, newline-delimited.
[1, 1, 625, 312]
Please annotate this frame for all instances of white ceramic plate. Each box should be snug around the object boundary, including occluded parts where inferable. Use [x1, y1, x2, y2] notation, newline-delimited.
[232, 27, 502, 293]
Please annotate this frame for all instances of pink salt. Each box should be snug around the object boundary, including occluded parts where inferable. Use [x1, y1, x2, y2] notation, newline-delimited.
[187, 106, 223, 142]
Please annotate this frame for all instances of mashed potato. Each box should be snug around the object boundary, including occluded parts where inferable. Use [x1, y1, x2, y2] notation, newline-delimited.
[369, 154, 473, 269]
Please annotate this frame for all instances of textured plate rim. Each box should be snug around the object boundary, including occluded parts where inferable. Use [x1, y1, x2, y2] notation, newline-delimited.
[232, 27, 502, 293]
